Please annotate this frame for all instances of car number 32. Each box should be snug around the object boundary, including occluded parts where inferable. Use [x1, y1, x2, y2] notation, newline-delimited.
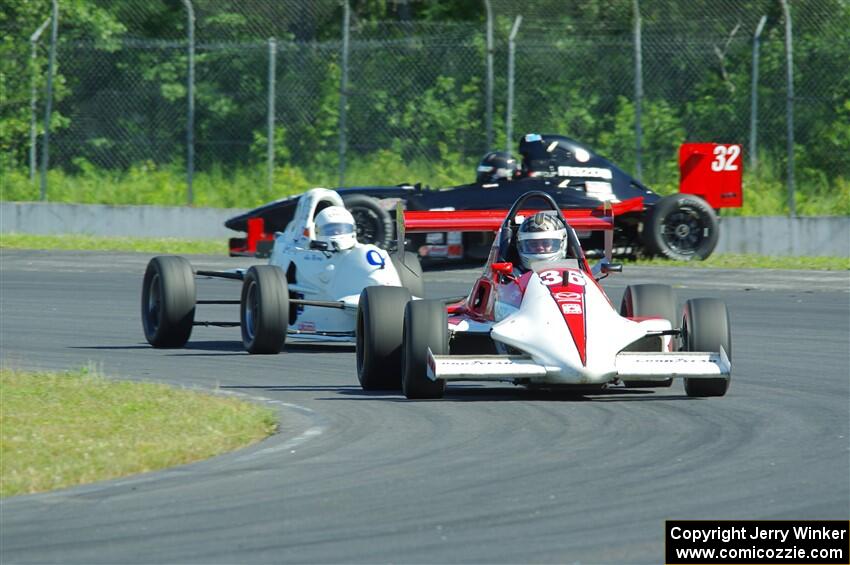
[539, 270, 586, 286]
[711, 144, 740, 171]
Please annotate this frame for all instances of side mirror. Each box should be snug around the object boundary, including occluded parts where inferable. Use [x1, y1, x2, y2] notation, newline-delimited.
[309, 240, 329, 251]
[491, 262, 514, 276]
[601, 262, 623, 274]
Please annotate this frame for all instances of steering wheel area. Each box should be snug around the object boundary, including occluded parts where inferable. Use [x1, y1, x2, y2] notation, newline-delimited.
[497, 191, 585, 267]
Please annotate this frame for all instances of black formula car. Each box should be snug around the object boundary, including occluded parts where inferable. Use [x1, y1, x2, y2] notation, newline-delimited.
[226, 134, 743, 261]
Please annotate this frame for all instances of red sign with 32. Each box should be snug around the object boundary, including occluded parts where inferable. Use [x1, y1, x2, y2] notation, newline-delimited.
[678, 143, 743, 209]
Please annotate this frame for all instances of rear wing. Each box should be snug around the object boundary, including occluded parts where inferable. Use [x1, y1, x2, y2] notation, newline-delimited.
[398, 201, 618, 262]
[402, 207, 615, 234]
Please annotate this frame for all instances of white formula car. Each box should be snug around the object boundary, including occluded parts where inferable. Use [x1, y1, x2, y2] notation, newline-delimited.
[141, 188, 423, 353]
[356, 191, 731, 398]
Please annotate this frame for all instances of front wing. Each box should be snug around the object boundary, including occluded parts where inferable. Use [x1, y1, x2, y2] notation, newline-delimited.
[426, 347, 731, 383]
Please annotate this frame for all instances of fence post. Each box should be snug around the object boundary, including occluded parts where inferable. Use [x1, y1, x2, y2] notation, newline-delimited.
[267, 37, 277, 193]
[39, 1, 58, 201]
[484, 0, 494, 150]
[182, 0, 195, 206]
[781, 0, 796, 217]
[505, 15, 522, 153]
[632, 0, 643, 181]
[338, 0, 350, 187]
[749, 15, 767, 170]
[29, 17, 51, 184]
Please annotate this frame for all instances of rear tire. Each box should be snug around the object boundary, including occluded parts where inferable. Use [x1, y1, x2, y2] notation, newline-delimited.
[356, 286, 412, 390]
[240, 265, 289, 354]
[343, 194, 393, 249]
[619, 284, 676, 388]
[643, 194, 719, 261]
[391, 251, 424, 297]
[402, 300, 448, 399]
[141, 256, 196, 347]
[682, 298, 731, 397]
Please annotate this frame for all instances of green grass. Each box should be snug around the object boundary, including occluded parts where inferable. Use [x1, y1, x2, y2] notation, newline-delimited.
[624, 253, 849, 271]
[0, 367, 277, 498]
[2, 154, 846, 216]
[1, 232, 846, 269]
[0, 232, 225, 255]
[0, 152, 471, 209]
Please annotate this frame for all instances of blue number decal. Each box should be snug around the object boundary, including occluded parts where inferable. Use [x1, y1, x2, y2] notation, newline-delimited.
[366, 249, 385, 268]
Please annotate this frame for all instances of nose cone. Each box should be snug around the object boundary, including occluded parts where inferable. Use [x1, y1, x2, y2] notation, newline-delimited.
[492, 275, 584, 380]
[492, 270, 635, 384]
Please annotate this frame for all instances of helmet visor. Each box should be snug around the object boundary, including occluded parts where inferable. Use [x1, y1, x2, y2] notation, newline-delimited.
[518, 238, 560, 254]
[319, 222, 355, 237]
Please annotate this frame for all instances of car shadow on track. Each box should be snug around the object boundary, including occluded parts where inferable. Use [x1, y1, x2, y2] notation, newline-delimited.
[70, 342, 355, 355]
[221, 384, 396, 395]
[214, 383, 693, 402]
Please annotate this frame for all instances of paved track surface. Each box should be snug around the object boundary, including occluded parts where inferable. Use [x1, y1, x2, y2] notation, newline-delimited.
[1, 250, 848, 564]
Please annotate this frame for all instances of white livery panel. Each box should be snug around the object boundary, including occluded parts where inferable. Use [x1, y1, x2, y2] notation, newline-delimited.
[427, 347, 730, 383]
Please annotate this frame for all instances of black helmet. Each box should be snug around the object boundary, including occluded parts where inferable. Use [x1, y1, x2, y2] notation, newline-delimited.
[518, 133, 577, 177]
[476, 151, 519, 184]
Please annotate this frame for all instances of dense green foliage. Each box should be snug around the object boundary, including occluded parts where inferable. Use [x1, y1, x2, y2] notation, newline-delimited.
[2, 0, 848, 215]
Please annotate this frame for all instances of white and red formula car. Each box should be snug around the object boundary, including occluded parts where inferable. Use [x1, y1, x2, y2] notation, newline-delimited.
[356, 191, 731, 399]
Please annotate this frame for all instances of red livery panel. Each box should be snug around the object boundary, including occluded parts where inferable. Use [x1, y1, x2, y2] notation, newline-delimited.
[679, 143, 743, 209]
[404, 207, 616, 234]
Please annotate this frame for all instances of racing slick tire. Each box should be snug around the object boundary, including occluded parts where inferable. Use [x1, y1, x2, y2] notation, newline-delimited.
[240, 265, 289, 354]
[356, 286, 412, 390]
[391, 251, 425, 298]
[342, 194, 393, 249]
[681, 298, 731, 397]
[643, 194, 719, 261]
[402, 299, 448, 399]
[619, 284, 676, 388]
[142, 256, 196, 348]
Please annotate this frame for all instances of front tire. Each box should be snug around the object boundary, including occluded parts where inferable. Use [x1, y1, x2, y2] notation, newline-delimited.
[141, 256, 196, 347]
[643, 194, 719, 261]
[682, 298, 731, 397]
[240, 265, 289, 354]
[356, 286, 412, 390]
[619, 284, 676, 388]
[402, 299, 448, 399]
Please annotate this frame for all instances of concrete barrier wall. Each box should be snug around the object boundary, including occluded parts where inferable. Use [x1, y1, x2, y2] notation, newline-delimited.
[0, 202, 247, 240]
[2, 202, 848, 257]
[716, 216, 850, 257]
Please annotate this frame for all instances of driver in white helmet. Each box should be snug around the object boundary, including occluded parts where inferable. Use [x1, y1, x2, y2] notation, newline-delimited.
[314, 206, 357, 251]
[516, 212, 568, 271]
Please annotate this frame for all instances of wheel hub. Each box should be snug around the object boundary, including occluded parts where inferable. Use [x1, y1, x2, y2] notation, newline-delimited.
[674, 223, 691, 239]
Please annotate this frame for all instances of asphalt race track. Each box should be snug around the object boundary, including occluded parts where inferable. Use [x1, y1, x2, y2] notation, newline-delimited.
[1, 250, 848, 564]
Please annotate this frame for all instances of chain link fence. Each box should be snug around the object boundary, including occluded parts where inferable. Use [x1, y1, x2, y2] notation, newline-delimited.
[4, 0, 848, 212]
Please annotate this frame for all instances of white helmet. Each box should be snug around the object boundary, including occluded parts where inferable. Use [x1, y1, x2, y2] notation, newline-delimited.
[315, 206, 357, 251]
[516, 212, 567, 270]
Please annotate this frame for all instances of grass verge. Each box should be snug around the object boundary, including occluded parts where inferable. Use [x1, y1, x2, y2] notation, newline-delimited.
[0, 367, 277, 498]
[1, 232, 847, 270]
[0, 232, 224, 255]
[624, 254, 849, 271]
